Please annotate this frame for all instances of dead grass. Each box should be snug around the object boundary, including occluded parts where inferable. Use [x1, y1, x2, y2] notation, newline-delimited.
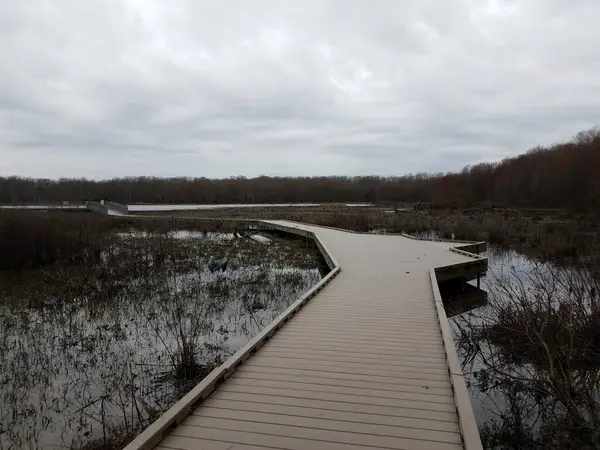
[0, 212, 261, 270]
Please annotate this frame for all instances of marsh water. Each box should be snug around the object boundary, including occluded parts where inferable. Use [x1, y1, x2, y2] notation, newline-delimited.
[447, 247, 599, 448]
[446, 249, 533, 426]
[0, 230, 322, 449]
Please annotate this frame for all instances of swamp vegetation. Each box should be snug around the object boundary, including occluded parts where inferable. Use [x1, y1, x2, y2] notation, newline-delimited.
[449, 248, 600, 449]
[0, 213, 322, 449]
[429, 235, 599, 450]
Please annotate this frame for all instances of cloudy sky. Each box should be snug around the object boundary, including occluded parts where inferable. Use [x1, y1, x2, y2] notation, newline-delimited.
[1, 1, 599, 179]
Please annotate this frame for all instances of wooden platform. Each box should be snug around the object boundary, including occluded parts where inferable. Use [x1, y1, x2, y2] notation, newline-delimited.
[126, 220, 487, 450]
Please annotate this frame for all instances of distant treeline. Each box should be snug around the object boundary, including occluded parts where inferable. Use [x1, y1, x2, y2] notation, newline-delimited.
[2, 127, 599, 211]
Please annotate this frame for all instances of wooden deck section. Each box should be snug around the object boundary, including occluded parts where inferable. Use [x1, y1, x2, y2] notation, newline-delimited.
[126, 220, 487, 450]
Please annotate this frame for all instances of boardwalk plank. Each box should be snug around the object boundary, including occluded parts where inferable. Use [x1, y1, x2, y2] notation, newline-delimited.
[192, 407, 461, 443]
[211, 391, 458, 422]
[179, 416, 462, 449]
[238, 365, 453, 389]
[196, 399, 460, 432]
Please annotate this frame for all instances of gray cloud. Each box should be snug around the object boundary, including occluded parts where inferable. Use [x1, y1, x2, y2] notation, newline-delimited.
[1, 0, 599, 179]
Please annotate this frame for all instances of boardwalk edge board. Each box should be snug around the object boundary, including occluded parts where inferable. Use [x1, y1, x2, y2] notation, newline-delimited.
[430, 269, 483, 450]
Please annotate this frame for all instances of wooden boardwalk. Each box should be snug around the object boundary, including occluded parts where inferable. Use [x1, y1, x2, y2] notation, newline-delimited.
[126, 220, 487, 450]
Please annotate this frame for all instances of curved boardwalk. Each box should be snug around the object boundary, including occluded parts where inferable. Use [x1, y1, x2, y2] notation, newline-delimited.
[126, 220, 486, 450]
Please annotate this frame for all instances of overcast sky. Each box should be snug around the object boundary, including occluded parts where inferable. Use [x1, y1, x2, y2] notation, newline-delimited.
[1, 1, 599, 179]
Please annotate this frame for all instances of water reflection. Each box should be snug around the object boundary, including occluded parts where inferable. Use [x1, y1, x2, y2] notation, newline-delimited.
[0, 231, 322, 449]
[440, 282, 487, 318]
[450, 246, 600, 449]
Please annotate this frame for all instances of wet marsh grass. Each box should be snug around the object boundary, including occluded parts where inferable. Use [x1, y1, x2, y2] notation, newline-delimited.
[0, 215, 322, 449]
[0, 211, 269, 270]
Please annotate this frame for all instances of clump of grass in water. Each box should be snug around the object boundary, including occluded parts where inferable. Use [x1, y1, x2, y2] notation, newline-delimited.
[173, 341, 205, 382]
[207, 277, 231, 298]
